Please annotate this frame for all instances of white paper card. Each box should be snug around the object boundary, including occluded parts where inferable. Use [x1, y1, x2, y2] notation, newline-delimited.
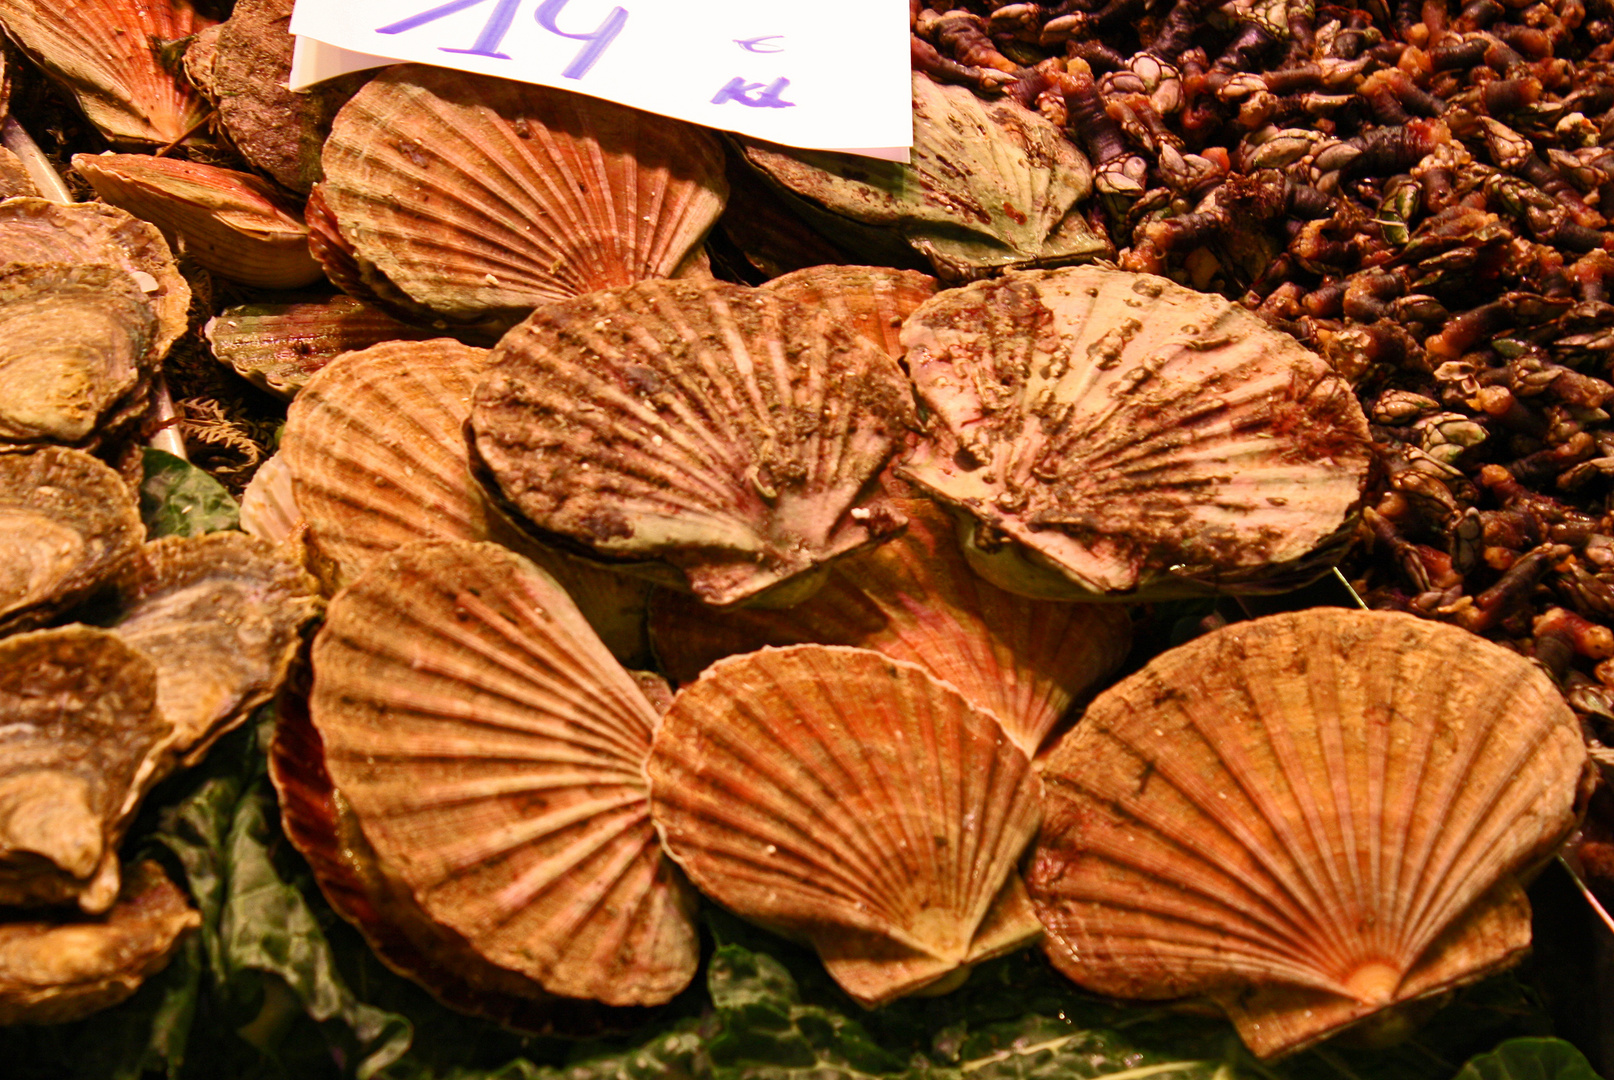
[287, 0, 912, 160]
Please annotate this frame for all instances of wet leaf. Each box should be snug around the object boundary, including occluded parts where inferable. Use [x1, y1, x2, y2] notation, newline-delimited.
[141, 447, 239, 538]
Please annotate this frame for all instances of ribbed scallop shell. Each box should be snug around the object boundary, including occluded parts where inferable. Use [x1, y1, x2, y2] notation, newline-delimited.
[239, 452, 303, 548]
[0, 446, 142, 633]
[105, 532, 321, 766]
[320, 65, 727, 326]
[1028, 609, 1590, 1059]
[281, 337, 649, 660]
[470, 279, 918, 606]
[647, 644, 1044, 1006]
[0, 0, 214, 146]
[742, 74, 1109, 281]
[762, 265, 938, 360]
[0, 625, 169, 915]
[651, 494, 1130, 755]
[310, 540, 698, 1005]
[898, 266, 1373, 600]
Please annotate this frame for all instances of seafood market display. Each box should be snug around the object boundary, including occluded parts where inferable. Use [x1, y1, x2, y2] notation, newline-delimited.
[1, 0, 1613, 1070]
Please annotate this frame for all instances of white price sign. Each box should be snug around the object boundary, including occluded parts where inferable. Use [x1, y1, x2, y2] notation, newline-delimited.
[288, 0, 913, 160]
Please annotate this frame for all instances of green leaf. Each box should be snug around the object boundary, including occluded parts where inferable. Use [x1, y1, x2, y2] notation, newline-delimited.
[140, 447, 240, 537]
[1450, 1039, 1603, 1080]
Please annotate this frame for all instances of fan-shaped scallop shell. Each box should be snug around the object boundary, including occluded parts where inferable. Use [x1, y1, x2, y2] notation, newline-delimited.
[0, 446, 142, 633]
[651, 493, 1130, 755]
[320, 65, 727, 326]
[239, 452, 303, 549]
[281, 337, 650, 660]
[0, 0, 214, 147]
[104, 532, 321, 766]
[762, 265, 938, 360]
[0, 625, 169, 915]
[310, 540, 697, 1005]
[647, 644, 1044, 1005]
[1028, 609, 1589, 1059]
[470, 279, 918, 607]
[897, 266, 1373, 600]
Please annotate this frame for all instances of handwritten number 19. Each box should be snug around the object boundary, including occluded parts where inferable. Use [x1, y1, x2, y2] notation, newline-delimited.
[376, 0, 627, 78]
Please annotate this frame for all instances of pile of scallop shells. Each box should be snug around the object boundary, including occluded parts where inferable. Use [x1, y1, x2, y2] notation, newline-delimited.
[0, 0, 1607, 1065]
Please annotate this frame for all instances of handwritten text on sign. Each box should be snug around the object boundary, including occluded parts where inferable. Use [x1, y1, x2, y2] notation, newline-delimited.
[287, 0, 912, 159]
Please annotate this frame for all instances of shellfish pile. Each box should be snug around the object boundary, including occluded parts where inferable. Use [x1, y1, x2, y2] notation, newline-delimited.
[0, 0, 1610, 1074]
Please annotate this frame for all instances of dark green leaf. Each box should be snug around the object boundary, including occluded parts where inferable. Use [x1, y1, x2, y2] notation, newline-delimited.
[1450, 1039, 1603, 1080]
[140, 447, 240, 538]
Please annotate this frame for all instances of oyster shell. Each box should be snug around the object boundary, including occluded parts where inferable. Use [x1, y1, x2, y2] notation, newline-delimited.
[761, 265, 938, 360]
[72, 153, 324, 289]
[309, 540, 698, 1005]
[0, 860, 199, 1025]
[469, 279, 918, 606]
[0, 262, 156, 445]
[647, 644, 1044, 1006]
[1028, 609, 1590, 1059]
[0, 0, 214, 147]
[741, 74, 1109, 281]
[0, 446, 143, 633]
[103, 532, 321, 766]
[320, 65, 727, 328]
[0, 149, 41, 198]
[651, 492, 1130, 755]
[0, 625, 169, 914]
[897, 266, 1373, 600]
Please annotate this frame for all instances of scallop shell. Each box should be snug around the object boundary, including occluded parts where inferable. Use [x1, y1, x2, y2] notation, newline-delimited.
[238, 451, 304, 548]
[469, 279, 918, 607]
[897, 266, 1373, 601]
[104, 532, 321, 766]
[281, 337, 650, 660]
[0, 0, 214, 147]
[0, 262, 156, 445]
[0, 197, 190, 362]
[761, 265, 938, 360]
[320, 65, 727, 327]
[0, 859, 199, 1025]
[72, 153, 324, 289]
[741, 74, 1110, 281]
[309, 540, 698, 1005]
[1028, 609, 1590, 1059]
[647, 644, 1044, 1006]
[0, 625, 169, 915]
[651, 493, 1130, 755]
[0, 446, 143, 633]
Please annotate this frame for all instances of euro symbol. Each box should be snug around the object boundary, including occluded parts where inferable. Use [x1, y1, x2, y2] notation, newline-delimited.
[734, 35, 784, 53]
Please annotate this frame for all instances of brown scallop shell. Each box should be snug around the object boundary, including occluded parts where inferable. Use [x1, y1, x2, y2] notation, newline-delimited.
[309, 540, 698, 1006]
[0, 0, 214, 147]
[0, 446, 142, 633]
[104, 532, 321, 767]
[239, 451, 304, 549]
[897, 266, 1373, 601]
[0, 262, 156, 445]
[761, 265, 938, 360]
[0, 859, 199, 1025]
[469, 279, 918, 607]
[647, 644, 1044, 1006]
[320, 65, 727, 328]
[72, 153, 324, 289]
[0, 625, 169, 914]
[651, 493, 1130, 755]
[0, 197, 190, 362]
[1028, 609, 1590, 1059]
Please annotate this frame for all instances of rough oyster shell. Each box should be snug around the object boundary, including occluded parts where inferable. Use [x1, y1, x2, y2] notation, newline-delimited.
[651, 492, 1130, 755]
[897, 266, 1373, 600]
[0, 148, 40, 199]
[0, 262, 156, 445]
[741, 74, 1109, 281]
[72, 153, 324, 289]
[0, 0, 214, 147]
[309, 540, 698, 1005]
[0, 446, 143, 633]
[470, 280, 918, 606]
[0, 625, 169, 914]
[1028, 609, 1590, 1059]
[647, 644, 1044, 1006]
[0, 196, 190, 363]
[0, 859, 199, 1025]
[761, 265, 938, 360]
[320, 65, 727, 328]
[103, 532, 321, 767]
